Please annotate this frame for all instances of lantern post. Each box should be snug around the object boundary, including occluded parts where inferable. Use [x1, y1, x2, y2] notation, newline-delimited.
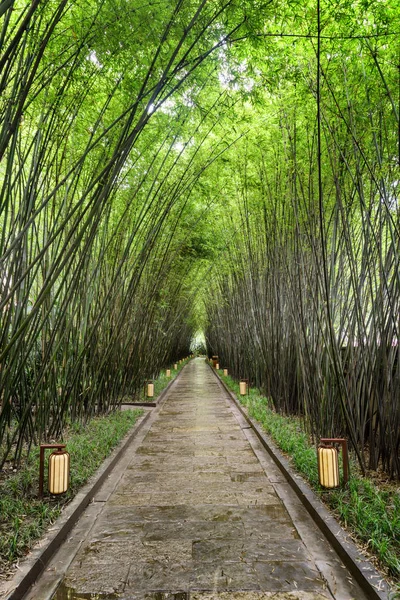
[39, 444, 70, 497]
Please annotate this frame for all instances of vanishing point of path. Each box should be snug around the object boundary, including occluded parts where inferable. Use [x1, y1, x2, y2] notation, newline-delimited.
[28, 358, 368, 599]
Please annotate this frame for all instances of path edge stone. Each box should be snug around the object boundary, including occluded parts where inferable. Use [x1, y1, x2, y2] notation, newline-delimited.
[209, 364, 392, 600]
[3, 364, 188, 600]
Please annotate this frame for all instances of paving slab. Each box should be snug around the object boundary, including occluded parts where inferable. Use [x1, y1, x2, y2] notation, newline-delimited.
[25, 358, 369, 599]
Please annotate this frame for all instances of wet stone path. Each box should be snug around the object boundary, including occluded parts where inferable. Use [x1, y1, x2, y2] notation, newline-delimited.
[44, 358, 366, 600]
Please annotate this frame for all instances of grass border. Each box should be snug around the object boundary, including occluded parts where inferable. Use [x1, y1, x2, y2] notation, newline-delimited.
[209, 363, 396, 600]
[1, 360, 192, 599]
[1, 410, 150, 600]
[120, 357, 192, 406]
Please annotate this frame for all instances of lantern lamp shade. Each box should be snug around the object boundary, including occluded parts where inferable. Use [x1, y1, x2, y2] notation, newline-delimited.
[239, 381, 247, 396]
[147, 383, 154, 397]
[166, 369, 171, 377]
[174, 363, 178, 370]
[216, 363, 220, 370]
[223, 369, 228, 376]
[48, 450, 70, 495]
[318, 446, 339, 488]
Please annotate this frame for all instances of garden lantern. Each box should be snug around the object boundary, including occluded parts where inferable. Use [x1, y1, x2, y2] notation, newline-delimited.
[317, 438, 349, 489]
[174, 363, 177, 370]
[146, 381, 154, 398]
[239, 379, 247, 396]
[212, 355, 218, 368]
[216, 363, 220, 370]
[39, 444, 70, 497]
[223, 369, 228, 376]
[166, 369, 171, 377]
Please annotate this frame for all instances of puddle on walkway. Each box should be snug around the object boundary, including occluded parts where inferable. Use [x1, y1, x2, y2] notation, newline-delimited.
[52, 581, 119, 599]
[231, 473, 250, 482]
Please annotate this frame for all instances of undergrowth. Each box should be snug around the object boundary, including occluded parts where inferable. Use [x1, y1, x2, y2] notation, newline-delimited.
[217, 368, 400, 588]
[0, 409, 142, 577]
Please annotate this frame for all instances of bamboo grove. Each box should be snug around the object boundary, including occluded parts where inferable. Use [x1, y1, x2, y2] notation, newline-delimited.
[205, 6, 400, 478]
[1, 0, 400, 481]
[0, 0, 250, 466]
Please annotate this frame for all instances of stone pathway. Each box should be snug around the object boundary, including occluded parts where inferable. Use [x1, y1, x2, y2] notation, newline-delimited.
[30, 358, 367, 599]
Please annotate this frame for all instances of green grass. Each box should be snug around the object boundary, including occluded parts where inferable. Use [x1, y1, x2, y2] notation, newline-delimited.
[217, 368, 400, 585]
[328, 479, 400, 579]
[0, 409, 143, 576]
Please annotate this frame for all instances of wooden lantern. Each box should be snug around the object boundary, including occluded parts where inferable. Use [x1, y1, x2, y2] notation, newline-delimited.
[166, 369, 171, 377]
[147, 382, 154, 398]
[216, 363, 220, 370]
[39, 444, 70, 497]
[223, 369, 228, 376]
[173, 363, 178, 370]
[239, 380, 247, 395]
